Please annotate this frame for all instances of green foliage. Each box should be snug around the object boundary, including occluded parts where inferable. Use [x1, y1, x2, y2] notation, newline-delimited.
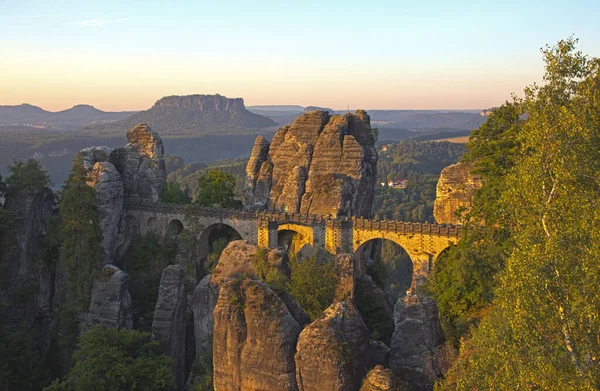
[204, 237, 228, 273]
[191, 350, 214, 391]
[287, 254, 337, 320]
[4, 158, 51, 196]
[163, 181, 191, 204]
[250, 247, 288, 291]
[59, 153, 103, 311]
[194, 169, 239, 208]
[45, 325, 174, 391]
[0, 308, 52, 391]
[375, 141, 465, 222]
[437, 38, 600, 389]
[125, 233, 177, 331]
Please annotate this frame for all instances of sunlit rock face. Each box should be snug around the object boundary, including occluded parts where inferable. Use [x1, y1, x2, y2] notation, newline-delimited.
[433, 162, 482, 225]
[245, 110, 378, 218]
[213, 279, 302, 391]
[295, 301, 369, 391]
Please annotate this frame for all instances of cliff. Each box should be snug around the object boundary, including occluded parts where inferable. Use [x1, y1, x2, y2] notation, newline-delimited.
[83, 94, 277, 135]
[245, 110, 378, 218]
[433, 162, 482, 225]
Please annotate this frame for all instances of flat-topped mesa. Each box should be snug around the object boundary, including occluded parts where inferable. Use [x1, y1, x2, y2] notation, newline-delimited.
[245, 110, 378, 218]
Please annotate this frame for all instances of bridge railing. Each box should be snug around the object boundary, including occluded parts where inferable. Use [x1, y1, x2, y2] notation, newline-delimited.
[124, 198, 463, 237]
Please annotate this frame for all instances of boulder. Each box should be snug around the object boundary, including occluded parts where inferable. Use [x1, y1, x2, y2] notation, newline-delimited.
[79, 146, 113, 171]
[211, 240, 289, 285]
[87, 162, 124, 264]
[85, 264, 133, 330]
[433, 162, 482, 225]
[295, 301, 369, 391]
[152, 265, 187, 391]
[390, 294, 445, 391]
[360, 365, 409, 391]
[109, 123, 166, 203]
[213, 279, 302, 391]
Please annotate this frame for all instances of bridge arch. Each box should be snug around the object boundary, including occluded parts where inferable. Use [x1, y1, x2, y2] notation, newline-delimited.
[354, 238, 413, 297]
[277, 223, 315, 257]
[146, 217, 159, 233]
[197, 223, 243, 261]
[352, 228, 457, 290]
[167, 219, 184, 236]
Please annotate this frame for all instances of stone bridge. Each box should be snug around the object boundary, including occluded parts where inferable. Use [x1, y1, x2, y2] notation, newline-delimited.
[123, 199, 462, 287]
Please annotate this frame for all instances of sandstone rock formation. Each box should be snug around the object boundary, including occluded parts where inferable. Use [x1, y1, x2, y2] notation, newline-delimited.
[367, 340, 390, 369]
[87, 162, 124, 264]
[0, 188, 55, 327]
[245, 110, 378, 217]
[152, 265, 187, 391]
[356, 276, 395, 345]
[109, 123, 166, 204]
[85, 264, 133, 329]
[390, 294, 445, 391]
[211, 240, 289, 285]
[244, 135, 271, 208]
[360, 365, 409, 391]
[295, 301, 369, 391]
[433, 162, 482, 225]
[191, 274, 219, 360]
[213, 279, 302, 391]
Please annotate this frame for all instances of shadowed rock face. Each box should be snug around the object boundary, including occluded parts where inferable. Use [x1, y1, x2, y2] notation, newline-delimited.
[390, 295, 445, 391]
[109, 123, 166, 204]
[152, 265, 187, 391]
[433, 162, 482, 225]
[295, 301, 369, 391]
[213, 279, 302, 391]
[87, 162, 123, 264]
[86, 264, 133, 330]
[245, 110, 378, 218]
[0, 188, 55, 327]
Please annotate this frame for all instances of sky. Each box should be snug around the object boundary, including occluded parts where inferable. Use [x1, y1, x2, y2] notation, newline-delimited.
[1, 0, 599, 112]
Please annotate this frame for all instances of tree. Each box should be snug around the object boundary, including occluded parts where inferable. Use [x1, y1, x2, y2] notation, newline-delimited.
[287, 254, 337, 320]
[195, 169, 238, 208]
[59, 153, 103, 311]
[4, 159, 51, 196]
[163, 181, 191, 204]
[438, 38, 600, 390]
[45, 325, 174, 391]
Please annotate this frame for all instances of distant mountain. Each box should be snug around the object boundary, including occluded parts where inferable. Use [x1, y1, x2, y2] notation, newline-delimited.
[84, 94, 277, 135]
[0, 104, 50, 123]
[367, 110, 486, 130]
[0, 103, 135, 130]
[304, 106, 336, 114]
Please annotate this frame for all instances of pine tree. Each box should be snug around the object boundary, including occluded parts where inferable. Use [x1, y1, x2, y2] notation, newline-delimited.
[59, 153, 103, 311]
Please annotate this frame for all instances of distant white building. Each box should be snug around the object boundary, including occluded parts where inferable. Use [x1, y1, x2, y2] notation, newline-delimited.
[381, 179, 407, 189]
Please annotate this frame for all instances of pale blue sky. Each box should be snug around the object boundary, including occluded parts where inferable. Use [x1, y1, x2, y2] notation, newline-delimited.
[1, 0, 599, 111]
